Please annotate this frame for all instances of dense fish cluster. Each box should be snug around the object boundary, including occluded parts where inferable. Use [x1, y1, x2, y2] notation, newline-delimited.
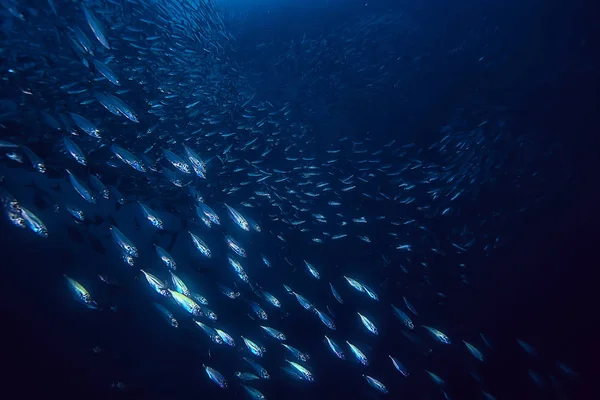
[0, 1, 577, 399]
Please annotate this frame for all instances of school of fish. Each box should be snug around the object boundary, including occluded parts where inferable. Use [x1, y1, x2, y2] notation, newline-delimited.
[0, 1, 577, 399]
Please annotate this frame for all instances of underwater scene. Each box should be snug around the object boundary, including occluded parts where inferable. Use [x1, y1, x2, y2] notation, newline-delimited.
[0, 0, 595, 399]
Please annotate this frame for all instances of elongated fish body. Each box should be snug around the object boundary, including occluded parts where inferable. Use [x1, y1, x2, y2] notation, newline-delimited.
[261, 255, 271, 267]
[189, 231, 211, 258]
[64, 275, 97, 309]
[89, 175, 109, 199]
[69, 112, 100, 138]
[109, 225, 137, 258]
[82, 5, 110, 49]
[249, 302, 268, 320]
[282, 365, 304, 381]
[168, 289, 202, 317]
[0, 187, 25, 228]
[199, 304, 218, 321]
[389, 355, 409, 377]
[95, 91, 120, 115]
[154, 303, 178, 328]
[344, 276, 365, 292]
[108, 186, 125, 205]
[314, 308, 336, 330]
[426, 370, 445, 386]
[329, 282, 343, 304]
[0, 140, 18, 148]
[244, 357, 270, 379]
[347, 341, 368, 365]
[66, 204, 84, 221]
[517, 339, 537, 356]
[262, 291, 280, 308]
[63, 137, 86, 165]
[285, 360, 313, 382]
[92, 59, 120, 86]
[191, 292, 209, 306]
[362, 284, 379, 301]
[194, 320, 223, 344]
[261, 326, 286, 341]
[235, 372, 260, 382]
[292, 291, 314, 311]
[363, 375, 388, 394]
[162, 148, 191, 174]
[358, 312, 378, 335]
[215, 328, 236, 346]
[242, 336, 265, 357]
[247, 216, 261, 232]
[21, 146, 46, 173]
[282, 343, 309, 362]
[72, 26, 93, 55]
[108, 94, 139, 123]
[241, 384, 265, 400]
[225, 235, 246, 258]
[229, 257, 249, 283]
[140, 270, 168, 297]
[161, 168, 183, 187]
[66, 169, 96, 204]
[391, 304, 414, 329]
[403, 296, 419, 315]
[463, 340, 484, 361]
[224, 203, 249, 231]
[197, 203, 220, 225]
[111, 144, 146, 172]
[423, 326, 451, 344]
[138, 202, 163, 229]
[170, 271, 190, 297]
[219, 284, 240, 299]
[20, 207, 48, 237]
[203, 365, 227, 388]
[155, 245, 176, 270]
[304, 260, 320, 279]
[183, 144, 206, 177]
[324, 335, 344, 359]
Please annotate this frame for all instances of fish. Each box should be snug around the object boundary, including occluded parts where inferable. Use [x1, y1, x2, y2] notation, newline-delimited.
[64, 275, 97, 309]
[285, 360, 313, 382]
[0, 3, 571, 399]
[347, 341, 368, 366]
[423, 326, 451, 344]
[324, 336, 345, 359]
[357, 312, 378, 335]
[203, 365, 227, 388]
[363, 375, 388, 394]
[154, 303, 178, 328]
[20, 206, 48, 237]
[224, 203, 249, 231]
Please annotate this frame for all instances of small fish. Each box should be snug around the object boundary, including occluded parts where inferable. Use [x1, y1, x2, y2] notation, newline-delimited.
[389, 355, 409, 377]
[285, 360, 313, 382]
[154, 303, 178, 328]
[463, 340, 484, 361]
[324, 335, 345, 359]
[423, 326, 451, 344]
[64, 275, 97, 309]
[241, 384, 265, 400]
[20, 207, 48, 237]
[242, 336, 266, 357]
[358, 312, 378, 335]
[347, 341, 368, 365]
[203, 364, 227, 388]
[363, 375, 388, 394]
[260, 326, 286, 341]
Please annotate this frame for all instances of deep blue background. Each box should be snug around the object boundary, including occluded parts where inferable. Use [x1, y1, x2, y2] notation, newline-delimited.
[1, 0, 597, 399]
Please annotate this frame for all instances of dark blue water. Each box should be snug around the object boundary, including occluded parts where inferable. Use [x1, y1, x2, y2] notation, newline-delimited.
[1, 0, 597, 399]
